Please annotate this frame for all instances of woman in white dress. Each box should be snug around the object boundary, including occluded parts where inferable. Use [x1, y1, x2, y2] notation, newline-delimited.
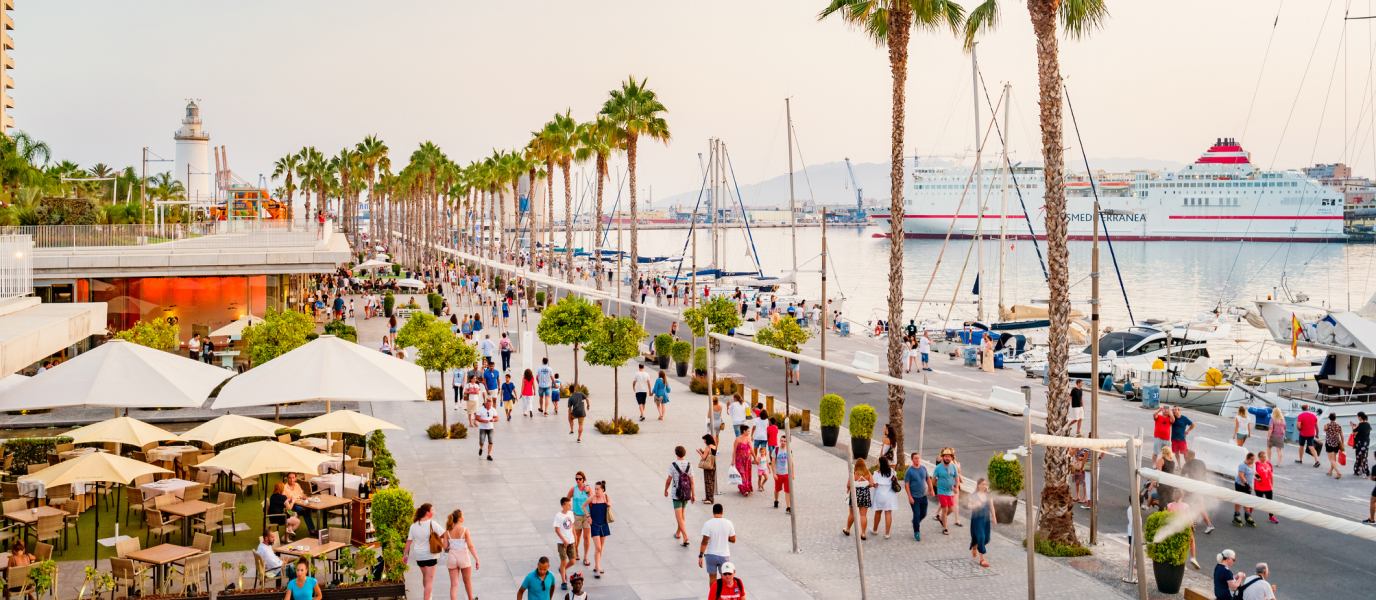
[870, 456, 899, 539]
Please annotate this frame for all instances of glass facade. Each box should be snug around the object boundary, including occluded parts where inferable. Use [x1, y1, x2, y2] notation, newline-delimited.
[82, 275, 289, 341]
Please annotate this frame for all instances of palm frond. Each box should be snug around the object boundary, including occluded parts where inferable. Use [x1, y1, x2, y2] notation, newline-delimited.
[962, 0, 999, 50]
[1058, 0, 1108, 40]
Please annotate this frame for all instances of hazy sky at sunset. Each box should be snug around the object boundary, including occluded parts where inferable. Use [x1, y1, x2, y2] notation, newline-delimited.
[14, 1, 1375, 201]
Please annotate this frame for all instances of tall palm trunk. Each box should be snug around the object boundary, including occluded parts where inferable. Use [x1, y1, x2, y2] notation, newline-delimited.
[498, 184, 507, 267]
[546, 158, 556, 278]
[561, 159, 573, 283]
[1031, 0, 1076, 547]
[884, 7, 911, 470]
[593, 154, 606, 293]
[627, 136, 640, 318]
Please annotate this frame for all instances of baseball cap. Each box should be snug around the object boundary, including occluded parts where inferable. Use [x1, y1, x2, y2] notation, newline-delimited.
[721, 562, 736, 574]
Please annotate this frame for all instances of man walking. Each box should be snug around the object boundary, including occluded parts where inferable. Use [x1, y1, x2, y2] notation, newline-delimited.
[516, 557, 555, 600]
[1069, 379, 1085, 435]
[773, 438, 791, 513]
[479, 334, 497, 366]
[475, 397, 495, 461]
[903, 452, 930, 540]
[707, 563, 744, 600]
[1181, 450, 1215, 533]
[1171, 406, 1195, 456]
[934, 448, 959, 535]
[483, 361, 501, 408]
[698, 504, 736, 586]
[633, 363, 652, 422]
[553, 498, 575, 591]
[536, 358, 554, 415]
[1296, 404, 1321, 466]
[919, 332, 932, 371]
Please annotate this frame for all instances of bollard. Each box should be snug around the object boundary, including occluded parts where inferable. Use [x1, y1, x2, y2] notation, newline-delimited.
[752, 388, 759, 406]
[801, 409, 811, 433]
[766, 395, 774, 415]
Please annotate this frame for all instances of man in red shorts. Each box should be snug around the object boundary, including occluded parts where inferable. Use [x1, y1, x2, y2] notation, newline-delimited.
[773, 438, 791, 513]
[933, 447, 959, 535]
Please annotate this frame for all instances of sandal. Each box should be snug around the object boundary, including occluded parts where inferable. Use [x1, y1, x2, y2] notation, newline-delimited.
[582, 559, 590, 566]
[842, 529, 850, 536]
[943, 529, 949, 535]
[979, 559, 989, 568]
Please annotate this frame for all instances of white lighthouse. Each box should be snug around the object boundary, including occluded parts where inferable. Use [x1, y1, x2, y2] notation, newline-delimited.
[173, 100, 211, 205]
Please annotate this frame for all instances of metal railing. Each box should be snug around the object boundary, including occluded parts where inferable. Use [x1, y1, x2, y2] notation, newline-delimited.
[0, 235, 33, 300]
[0, 219, 332, 250]
[1279, 385, 1376, 405]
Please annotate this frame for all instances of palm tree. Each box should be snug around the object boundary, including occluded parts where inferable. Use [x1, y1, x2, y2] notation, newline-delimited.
[820, 0, 964, 474]
[544, 111, 579, 282]
[963, 0, 1108, 547]
[271, 152, 301, 222]
[600, 76, 670, 317]
[297, 147, 325, 220]
[356, 135, 389, 250]
[576, 117, 624, 295]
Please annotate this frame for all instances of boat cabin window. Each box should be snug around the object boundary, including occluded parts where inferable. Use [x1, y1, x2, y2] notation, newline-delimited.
[1085, 330, 1149, 356]
[1130, 340, 1166, 355]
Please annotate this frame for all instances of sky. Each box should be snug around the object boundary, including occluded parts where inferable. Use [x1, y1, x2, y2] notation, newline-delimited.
[14, 1, 1376, 205]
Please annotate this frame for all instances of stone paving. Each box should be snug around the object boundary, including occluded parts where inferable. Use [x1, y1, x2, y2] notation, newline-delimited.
[348, 286, 1131, 600]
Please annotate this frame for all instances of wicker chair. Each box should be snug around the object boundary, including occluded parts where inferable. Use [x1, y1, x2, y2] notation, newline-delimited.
[124, 487, 151, 525]
[277, 434, 292, 444]
[32, 541, 52, 562]
[345, 466, 373, 479]
[53, 443, 73, 454]
[254, 551, 285, 589]
[25, 464, 45, 475]
[193, 505, 226, 544]
[60, 499, 80, 547]
[5, 564, 33, 599]
[217, 491, 239, 535]
[2, 498, 28, 513]
[114, 537, 141, 558]
[167, 552, 210, 596]
[44, 484, 71, 508]
[145, 509, 181, 547]
[182, 483, 205, 503]
[112, 557, 153, 598]
[346, 446, 364, 459]
[34, 514, 62, 553]
[0, 454, 14, 481]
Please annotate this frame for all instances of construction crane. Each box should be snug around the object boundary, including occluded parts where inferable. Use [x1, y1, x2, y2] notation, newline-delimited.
[844, 157, 863, 216]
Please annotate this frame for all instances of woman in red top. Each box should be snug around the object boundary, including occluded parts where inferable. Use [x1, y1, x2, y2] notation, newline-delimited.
[520, 369, 536, 418]
[1253, 451, 1278, 523]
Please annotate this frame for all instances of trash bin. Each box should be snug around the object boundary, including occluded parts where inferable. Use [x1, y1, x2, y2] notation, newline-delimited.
[963, 347, 978, 367]
[994, 352, 1004, 369]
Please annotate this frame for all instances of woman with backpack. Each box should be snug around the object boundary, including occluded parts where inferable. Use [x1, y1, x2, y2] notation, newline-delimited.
[666, 446, 695, 547]
[652, 370, 672, 420]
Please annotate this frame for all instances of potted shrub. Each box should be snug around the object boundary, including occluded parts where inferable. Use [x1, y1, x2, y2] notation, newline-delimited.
[383, 292, 395, 318]
[654, 334, 674, 370]
[693, 346, 708, 376]
[847, 404, 877, 459]
[671, 341, 691, 377]
[986, 452, 1023, 523]
[535, 290, 546, 310]
[1144, 510, 1192, 595]
[819, 394, 845, 447]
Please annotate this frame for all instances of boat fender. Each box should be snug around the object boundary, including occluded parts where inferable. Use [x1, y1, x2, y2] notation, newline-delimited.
[1180, 387, 1189, 399]
[875, 324, 883, 337]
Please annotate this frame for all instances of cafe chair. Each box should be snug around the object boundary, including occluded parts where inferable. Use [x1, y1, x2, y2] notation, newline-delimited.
[182, 483, 205, 503]
[5, 564, 32, 600]
[0, 454, 15, 481]
[342, 484, 359, 500]
[193, 505, 227, 545]
[130, 451, 147, 464]
[345, 466, 373, 479]
[277, 434, 292, 444]
[111, 557, 152, 598]
[32, 542, 52, 563]
[253, 552, 285, 589]
[3, 498, 28, 513]
[132, 473, 154, 488]
[327, 527, 352, 547]
[44, 484, 71, 508]
[25, 464, 45, 475]
[329, 440, 343, 455]
[33, 514, 62, 554]
[217, 492, 239, 536]
[168, 552, 210, 596]
[145, 509, 181, 547]
[53, 443, 73, 454]
[264, 508, 291, 543]
[124, 487, 151, 525]
[173, 533, 214, 573]
[59, 499, 80, 547]
[195, 470, 217, 488]
[0, 520, 20, 548]
[153, 493, 180, 511]
[114, 537, 141, 558]
[345, 446, 364, 460]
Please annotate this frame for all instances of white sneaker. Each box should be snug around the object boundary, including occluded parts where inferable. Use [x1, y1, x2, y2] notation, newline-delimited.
[1190, 557, 1200, 570]
[1204, 525, 1215, 534]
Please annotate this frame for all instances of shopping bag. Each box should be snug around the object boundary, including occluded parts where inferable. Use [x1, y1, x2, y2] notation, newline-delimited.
[1339, 451, 1348, 466]
[727, 466, 743, 487]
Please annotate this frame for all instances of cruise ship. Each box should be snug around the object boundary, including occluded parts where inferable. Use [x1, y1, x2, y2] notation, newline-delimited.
[870, 139, 1345, 242]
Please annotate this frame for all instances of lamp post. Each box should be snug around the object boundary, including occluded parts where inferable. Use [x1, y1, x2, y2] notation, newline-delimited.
[1089, 203, 1132, 545]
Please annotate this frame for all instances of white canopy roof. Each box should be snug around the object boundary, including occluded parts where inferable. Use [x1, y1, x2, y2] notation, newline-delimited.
[395, 278, 425, 289]
[353, 260, 392, 271]
[0, 374, 28, 393]
[0, 339, 232, 411]
[211, 335, 426, 409]
[210, 315, 265, 338]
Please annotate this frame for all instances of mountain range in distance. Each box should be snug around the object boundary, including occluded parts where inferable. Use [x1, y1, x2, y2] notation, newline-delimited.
[651, 156, 1188, 209]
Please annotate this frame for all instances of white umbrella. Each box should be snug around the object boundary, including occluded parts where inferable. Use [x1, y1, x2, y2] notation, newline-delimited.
[211, 335, 425, 412]
[68, 416, 178, 448]
[210, 314, 265, 338]
[178, 414, 283, 446]
[376, 253, 390, 259]
[395, 278, 425, 290]
[353, 260, 392, 271]
[0, 339, 232, 412]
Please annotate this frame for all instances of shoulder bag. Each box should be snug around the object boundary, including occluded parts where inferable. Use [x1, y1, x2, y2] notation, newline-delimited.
[605, 496, 615, 523]
[699, 450, 716, 471]
[428, 522, 444, 554]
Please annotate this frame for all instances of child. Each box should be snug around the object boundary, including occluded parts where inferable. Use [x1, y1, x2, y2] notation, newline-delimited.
[766, 418, 780, 461]
[550, 374, 562, 415]
[755, 445, 771, 491]
[501, 374, 517, 420]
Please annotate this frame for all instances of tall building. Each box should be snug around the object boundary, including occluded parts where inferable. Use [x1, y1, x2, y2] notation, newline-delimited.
[173, 100, 211, 204]
[2, 0, 15, 130]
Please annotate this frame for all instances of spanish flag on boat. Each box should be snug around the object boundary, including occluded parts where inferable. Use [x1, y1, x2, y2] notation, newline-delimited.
[1292, 313, 1301, 357]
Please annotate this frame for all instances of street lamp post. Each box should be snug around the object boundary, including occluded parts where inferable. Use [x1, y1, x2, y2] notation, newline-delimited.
[1090, 203, 1132, 544]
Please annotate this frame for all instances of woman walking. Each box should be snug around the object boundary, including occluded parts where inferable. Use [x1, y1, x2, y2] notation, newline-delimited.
[652, 370, 671, 420]
[583, 481, 611, 579]
[443, 509, 478, 600]
[732, 425, 754, 496]
[698, 434, 718, 504]
[520, 369, 537, 417]
[843, 458, 875, 540]
[1325, 412, 1346, 479]
[389, 315, 398, 338]
[1234, 406, 1251, 447]
[566, 472, 592, 565]
[710, 396, 724, 437]
[1352, 412, 1371, 477]
[403, 503, 445, 600]
[981, 335, 995, 373]
[967, 479, 996, 567]
[870, 456, 898, 539]
[1266, 407, 1286, 465]
[950, 451, 965, 527]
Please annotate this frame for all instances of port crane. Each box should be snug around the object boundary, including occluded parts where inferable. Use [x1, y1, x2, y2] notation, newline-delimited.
[843, 157, 862, 212]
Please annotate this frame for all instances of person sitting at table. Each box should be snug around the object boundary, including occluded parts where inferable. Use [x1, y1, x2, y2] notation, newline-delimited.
[8, 539, 33, 567]
[255, 530, 297, 580]
[268, 483, 303, 542]
[283, 473, 318, 536]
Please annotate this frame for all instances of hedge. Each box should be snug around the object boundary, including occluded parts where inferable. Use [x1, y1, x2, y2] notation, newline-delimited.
[2, 437, 74, 472]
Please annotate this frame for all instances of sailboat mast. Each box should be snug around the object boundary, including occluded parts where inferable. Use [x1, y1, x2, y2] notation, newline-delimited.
[710, 138, 718, 284]
[998, 82, 1011, 317]
[787, 98, 798, 293]
[972, 46, 984, 323]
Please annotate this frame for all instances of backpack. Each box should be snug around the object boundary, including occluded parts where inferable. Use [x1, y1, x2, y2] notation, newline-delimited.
[673, 462, 692, 502]
[713, 578, 743, 600]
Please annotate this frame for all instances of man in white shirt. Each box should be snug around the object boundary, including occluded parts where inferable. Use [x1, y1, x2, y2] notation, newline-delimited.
[1238, 562, 1275, 600]
[728, 396, 747, 437]
[553, 498, 575, 591]
[475, 398, 496, 461]
[697, 504, 736, 585]
[919, 333, 932, 371]
[255, 531, 296, 578]
[632, 364, 652, 422]
[479, 334, 497, 365]
[536, 358, 555, 414]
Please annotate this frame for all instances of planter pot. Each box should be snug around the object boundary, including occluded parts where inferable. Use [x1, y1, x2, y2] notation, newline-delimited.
[658, 356, 671, 370]
[384, 306, 394, 318]
[218, 590, 288, 600]
[323, 582, 408, 600]
[1151, 560, 1186, 595]
[695, 369, 707, 377]
[992, 496, 1018, 524]
[676, 362, 689, 377]
[851, 436, 872, 460]
[821, 426, 840, 447]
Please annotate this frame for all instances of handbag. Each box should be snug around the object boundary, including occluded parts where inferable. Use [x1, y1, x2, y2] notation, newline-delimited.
[1349, 433, 1357, 447]
[1339, 451, 1348, 466]
[699, 453, 716, 471]
[890, 476, 902, 493]
[606, 502, 615, 524]
[428, 523, 444, 554]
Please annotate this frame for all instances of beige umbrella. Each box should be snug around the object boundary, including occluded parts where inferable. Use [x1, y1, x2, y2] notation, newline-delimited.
[294, 410, 401, 437]
[68, 416, 178, 448]
[198, 441, 331, 532]
[209, 315, 265, 338]
[177, 414, 282, 446]
[27, 453, 171, 565]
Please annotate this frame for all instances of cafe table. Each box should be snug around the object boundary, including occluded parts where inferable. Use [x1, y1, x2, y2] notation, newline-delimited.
[127, 543, 200, 593]
[275, 537, 348, 584]
[159, 500, 216, 546]
[140, 478, 197, 501]
[296, 494, 352, 529]
[3, 505, 67, 545]
[309, 473, 363, 497]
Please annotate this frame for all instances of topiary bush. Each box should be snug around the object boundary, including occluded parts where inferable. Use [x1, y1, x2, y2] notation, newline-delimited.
[1, 438, 74, 473]
[689, 375, 709, 395]
[672, 341, 691, 363]
[391, 264, 401, 276]
[819, 395, 845, 427]
[594, 417, 639, 435]
[370, 487, 415, 536]
[324, 319, 358, 343]
[383, 292, 396, 317]
[426, 423, 447, 440]
[693, 347, 708, 373]
[1144, 510, 1191, 566]
[426, 386, 444, 402]
[987, 452, 1024, 497]
[448, 422, 467, 439]
[848, 405, 877, 439]
[427, 293, 444, 316]
[713, 378, 740, 396]
[654, 333, 674, 357]
[536, 291, 546, 307]
[274, 428, 302, 441]
[1025, 535, 1093, 557]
